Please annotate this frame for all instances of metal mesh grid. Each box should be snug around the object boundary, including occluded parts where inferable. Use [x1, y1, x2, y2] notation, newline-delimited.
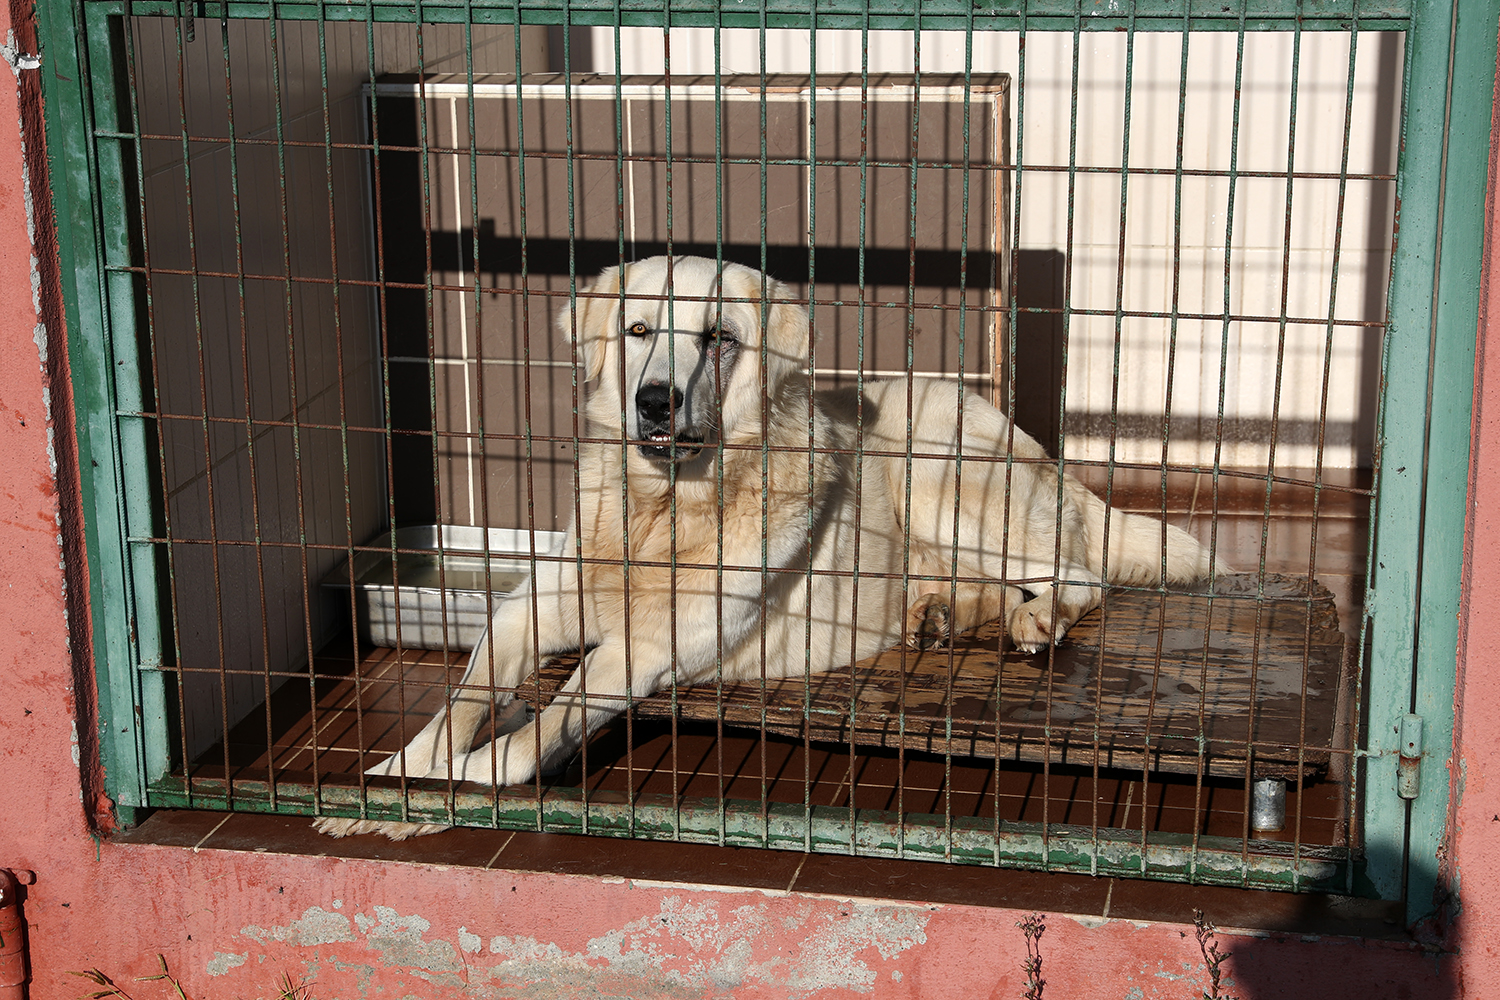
[62, 0, 1471, 897]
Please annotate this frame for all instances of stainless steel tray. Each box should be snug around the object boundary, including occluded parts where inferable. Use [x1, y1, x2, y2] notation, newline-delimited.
[322, 525, 563, 651]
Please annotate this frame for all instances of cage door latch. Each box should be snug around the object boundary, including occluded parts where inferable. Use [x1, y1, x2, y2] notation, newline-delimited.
[1397, 714, 1424, 800]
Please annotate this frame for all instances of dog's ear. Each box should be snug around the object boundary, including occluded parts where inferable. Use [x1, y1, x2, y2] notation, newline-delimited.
[559, 266, 620, 383]
[763, 277, 813, 369]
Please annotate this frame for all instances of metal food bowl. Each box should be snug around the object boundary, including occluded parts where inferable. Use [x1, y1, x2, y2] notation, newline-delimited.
[322, 525, 563, 651]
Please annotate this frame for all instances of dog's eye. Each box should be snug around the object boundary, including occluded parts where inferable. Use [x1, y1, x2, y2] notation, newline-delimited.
[704, 326, 737, 349]
[626, 321, 650, 337]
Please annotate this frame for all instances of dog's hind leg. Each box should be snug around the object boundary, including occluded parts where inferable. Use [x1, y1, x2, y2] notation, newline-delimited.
[1007, 576, 1104, 653]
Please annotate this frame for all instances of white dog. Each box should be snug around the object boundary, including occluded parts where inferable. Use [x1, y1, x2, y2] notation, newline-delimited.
[316, 255, 1220, 838]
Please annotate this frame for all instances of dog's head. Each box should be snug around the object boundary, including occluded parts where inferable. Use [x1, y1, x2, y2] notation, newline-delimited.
[559, 256, 810, 466]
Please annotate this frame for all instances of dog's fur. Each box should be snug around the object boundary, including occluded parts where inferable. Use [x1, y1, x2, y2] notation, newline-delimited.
[316, 256, 1221, 839]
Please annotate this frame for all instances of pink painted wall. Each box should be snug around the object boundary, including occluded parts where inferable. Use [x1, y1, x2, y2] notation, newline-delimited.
[0, 0, 1489, 995]
[1447, 47, 1500, 998]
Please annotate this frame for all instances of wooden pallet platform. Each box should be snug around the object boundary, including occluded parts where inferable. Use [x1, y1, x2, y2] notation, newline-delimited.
[520, 574, 1348, 782]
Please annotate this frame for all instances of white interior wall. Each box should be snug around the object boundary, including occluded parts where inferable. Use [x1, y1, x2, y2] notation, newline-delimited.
[593, 28, 1399, 469]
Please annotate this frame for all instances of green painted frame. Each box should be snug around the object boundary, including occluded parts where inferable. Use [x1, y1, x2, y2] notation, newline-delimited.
[36, 0, 1499, 917]
[1364, 0, 1499, 917]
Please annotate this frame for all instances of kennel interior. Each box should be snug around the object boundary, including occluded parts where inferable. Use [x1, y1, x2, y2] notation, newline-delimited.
[49, 0, 1496, 908]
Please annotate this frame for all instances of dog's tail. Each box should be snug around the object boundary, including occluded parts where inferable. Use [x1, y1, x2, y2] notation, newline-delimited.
[1077, 485, 1230, 587]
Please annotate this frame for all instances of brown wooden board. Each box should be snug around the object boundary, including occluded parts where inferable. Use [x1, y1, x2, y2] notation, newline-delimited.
[520, 574, 1346, 781]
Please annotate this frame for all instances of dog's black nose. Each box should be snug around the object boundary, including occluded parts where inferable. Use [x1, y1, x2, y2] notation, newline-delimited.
[636, 382, 683, 427]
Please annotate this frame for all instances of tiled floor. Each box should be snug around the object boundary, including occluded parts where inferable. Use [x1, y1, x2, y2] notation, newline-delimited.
[186, 466, 1365, 865]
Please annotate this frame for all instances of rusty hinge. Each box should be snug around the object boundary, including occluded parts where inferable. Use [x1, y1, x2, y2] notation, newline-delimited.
[1397, 714, 1424, 800]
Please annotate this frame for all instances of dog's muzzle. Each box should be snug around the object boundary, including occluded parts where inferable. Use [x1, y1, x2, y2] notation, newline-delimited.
[635, 382, 704, 462]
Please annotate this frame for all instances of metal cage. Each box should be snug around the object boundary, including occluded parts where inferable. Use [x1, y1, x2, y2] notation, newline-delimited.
[39, 0, 1499, 921]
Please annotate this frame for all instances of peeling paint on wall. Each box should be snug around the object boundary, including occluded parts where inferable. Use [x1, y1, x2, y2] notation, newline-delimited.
[234, 893, 932, 998]
[585, 895, 930, 994]
[242, 906, 356, 947]
[362, 905, 465, 990]
[205, 952, 247, 977]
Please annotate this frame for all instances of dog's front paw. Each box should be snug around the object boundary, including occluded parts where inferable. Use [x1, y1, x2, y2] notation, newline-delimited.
[313, 815, 453, 840]
[906, 594, 953, 650]
[433, 741, 537, 787]
[363, 752, 405, 778]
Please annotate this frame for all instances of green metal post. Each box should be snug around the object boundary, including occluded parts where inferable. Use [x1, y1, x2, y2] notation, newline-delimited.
[1366, 0, 1499, 921]
[38, 1, 170, 819]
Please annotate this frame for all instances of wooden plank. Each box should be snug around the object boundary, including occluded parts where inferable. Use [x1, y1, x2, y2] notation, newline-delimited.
[521, 574, 1347, 781]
